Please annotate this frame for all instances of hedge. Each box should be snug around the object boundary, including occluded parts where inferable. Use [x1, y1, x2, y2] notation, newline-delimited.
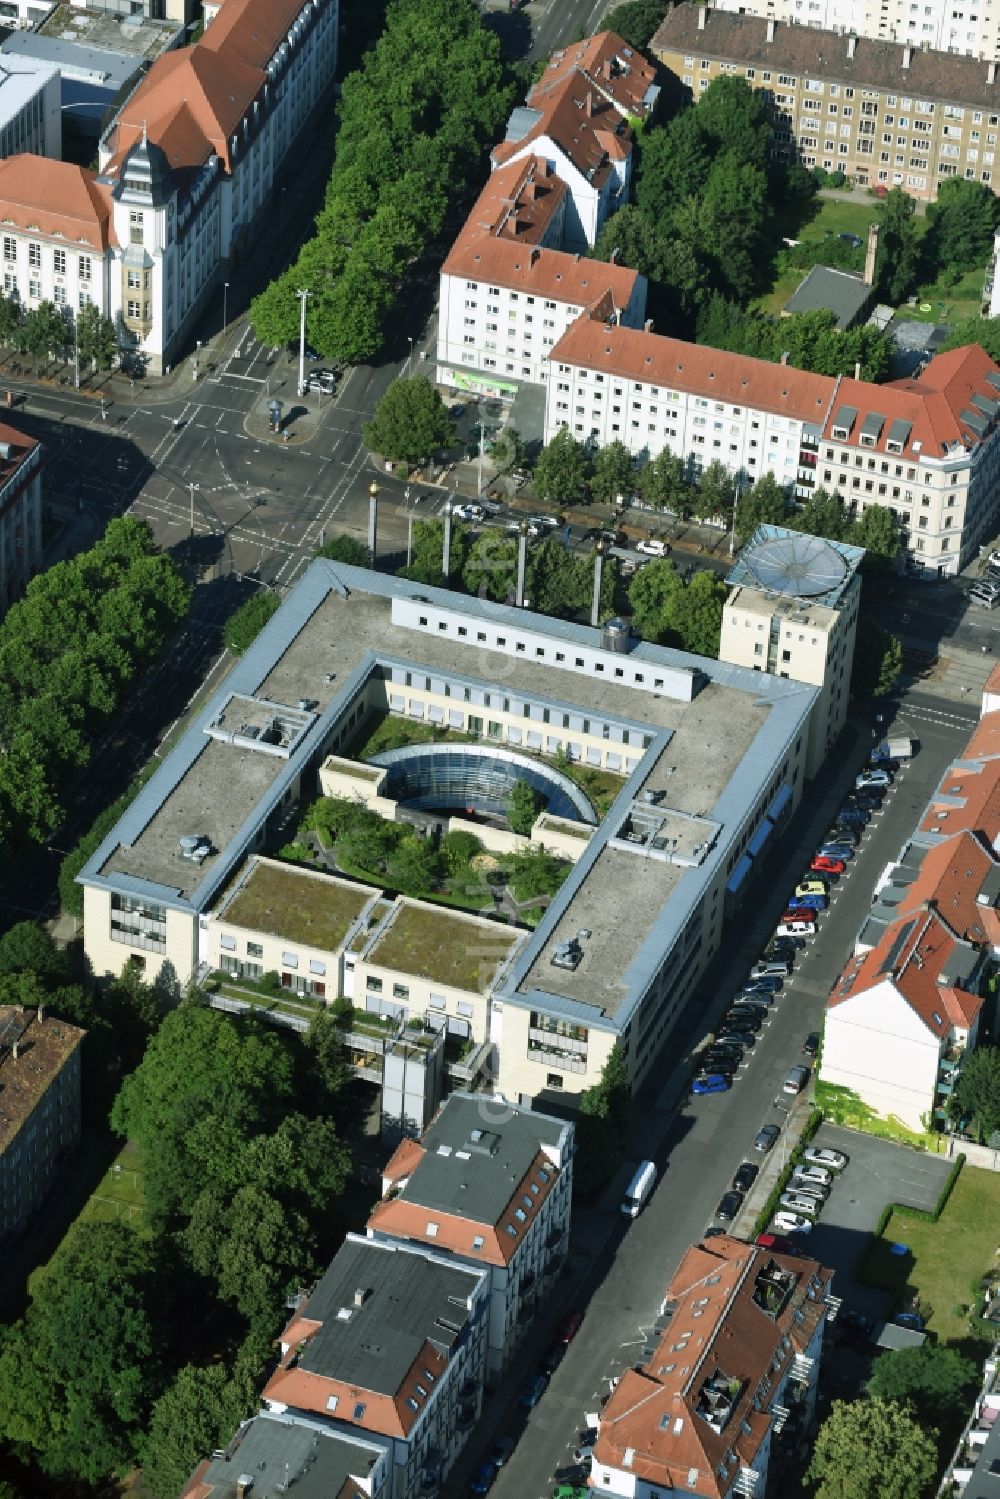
[864, 1153, 966, 1248]
[751, 1107, 827, 1238]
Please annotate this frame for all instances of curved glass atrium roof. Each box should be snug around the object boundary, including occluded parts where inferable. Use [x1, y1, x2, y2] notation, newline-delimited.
[368, 743, 598, 824]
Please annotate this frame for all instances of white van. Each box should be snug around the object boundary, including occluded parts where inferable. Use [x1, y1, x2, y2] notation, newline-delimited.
[620, 1159, 656, 1218]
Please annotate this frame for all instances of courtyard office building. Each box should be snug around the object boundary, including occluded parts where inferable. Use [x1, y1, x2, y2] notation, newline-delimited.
[78, 560, 816, 1108]
[653, 4, 1000, 199]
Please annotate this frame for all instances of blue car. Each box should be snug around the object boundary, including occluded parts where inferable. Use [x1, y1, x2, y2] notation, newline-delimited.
[470, 1462, 497, 1497]
[786, 894, 827, 912]
[837, 806, 869, 825]
[692, 1073, 732, 1095]
[743, 975, 783, 993]
[819, 845, 854, 861]
[519, 1371, 549, 1409]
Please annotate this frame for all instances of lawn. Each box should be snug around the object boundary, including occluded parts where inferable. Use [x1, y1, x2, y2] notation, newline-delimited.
[900, 264, 986, 325]
[770, 192, 883, 248]
[858, 1164, 1000, 1346]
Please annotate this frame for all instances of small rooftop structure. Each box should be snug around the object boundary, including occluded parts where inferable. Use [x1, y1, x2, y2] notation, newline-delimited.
[727, 524, 865, 610]
[182, 1409, 384, 1499]
[783, 264, 876, 331]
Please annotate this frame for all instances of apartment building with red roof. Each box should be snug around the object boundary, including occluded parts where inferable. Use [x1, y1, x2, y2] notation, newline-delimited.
[62, 0, 339, 374]
[544, 305, 1000, 575]
[263, 1234, 489, 1499]
[592, 1235, 832, 1499]
[491, 31, 659, 250]
[366, 1092, 574, 1379]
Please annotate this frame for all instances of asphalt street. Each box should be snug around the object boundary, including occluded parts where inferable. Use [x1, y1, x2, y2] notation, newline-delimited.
[454, 692, 978, 1499]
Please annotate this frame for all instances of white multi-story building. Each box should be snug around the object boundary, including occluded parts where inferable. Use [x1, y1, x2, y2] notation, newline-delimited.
[437, 156, 647, 399]
[367, 1093, 574, 1380]
[0, 57, 59, 159]
[492, 31, 659, 249]
[92, 0, 338, 372]
[0, 156, 114, 323]
[712, 0, 1000, 60]
[545, 311, 1000, 576]
[545, 311, 836, 494]
[0, 1, 54, 29]
[720, 525, 864, 778]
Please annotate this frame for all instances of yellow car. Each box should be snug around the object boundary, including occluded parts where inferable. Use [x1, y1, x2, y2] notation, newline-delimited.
[795, 878, 829, 896]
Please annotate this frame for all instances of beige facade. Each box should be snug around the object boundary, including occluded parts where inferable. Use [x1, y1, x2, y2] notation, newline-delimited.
[711, 0, 1000, 61]
[492, 997, 618, 1101]
[84, 883, 200, 987]
[653, 6, 1000, 200]
[720, 576, 860, 778]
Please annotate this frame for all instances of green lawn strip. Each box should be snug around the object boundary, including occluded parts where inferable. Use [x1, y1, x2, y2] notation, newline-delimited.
[75, 1142, 148, 1236]
[857, 1164, 1000, 1345]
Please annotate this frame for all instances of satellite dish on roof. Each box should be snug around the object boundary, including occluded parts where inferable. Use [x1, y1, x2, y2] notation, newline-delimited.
[743, 534, 849, 599]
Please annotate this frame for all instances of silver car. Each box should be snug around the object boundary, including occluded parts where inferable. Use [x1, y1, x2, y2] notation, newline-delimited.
[791, 1164, 832, 1188]
[779, 1191, 820, 1216]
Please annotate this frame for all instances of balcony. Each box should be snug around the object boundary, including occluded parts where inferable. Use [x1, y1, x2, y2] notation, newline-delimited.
[695, 1370, 745, 1434]
[456, 1405, 476, 1431]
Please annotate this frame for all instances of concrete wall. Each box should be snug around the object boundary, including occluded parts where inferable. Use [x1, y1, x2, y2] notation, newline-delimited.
[820, 983, 940, 1130]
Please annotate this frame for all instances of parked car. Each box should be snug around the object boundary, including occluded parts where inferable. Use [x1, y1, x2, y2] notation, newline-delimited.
[802, 1031, 820, 1058]
[791, 1164, 832, 1188]
[750, 959, 792, 978]
[837, 805, 870, 826]
[828, 825, 862, 847]
[894, 1311, 925, 1331]
[551, 1487, 588, 1499]
[817, 843, 854, 860]
[771, 1210, 813, 1234]
[857, 769, 892, 789]
[471, 1462, 497, 1496]
[717, 1029, 756, 1050]
[788, 1181, 829, 1204]
[811, 855, 846, 874]
[768, 934, 806, 952]
[716, 1189, 743, 1221]
[692, 1073, 731, 1095]
[796, 879, 830, 896]
[802, 1146, 848, 1170]
[731, 998, 769, 1017]
[489, 1436, 516, 1468]
[756, 1230, 804, 1254]
[777, 920, 815, 937]
[779, 1191, 820, 1216]
[725, 1007, 764, 1030]
[557, 1310, 584, 1344]
[519, 1372, 549, 1408]
[733, 1161, 759, 1192]
[745, 972, 785, 991]
[553, 1465, 590, 1487]
[453, 503, 486, 522]
[780, 909, 817, 927]
[532, 513, 560, 529]
[786, 893, 828, 912]
[540, 1341, 565, 1375]
[754, 1123, 780, 1152]
[835, 1310, 873, 1348]
[450, 403, 467, 419]
[783, 1064, 810, 1095]
[636, 537, 670, 556]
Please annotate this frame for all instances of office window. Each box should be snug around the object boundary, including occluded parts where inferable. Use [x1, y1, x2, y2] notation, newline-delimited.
[53, 249, 65, 275]
[28, 241, 40, 268]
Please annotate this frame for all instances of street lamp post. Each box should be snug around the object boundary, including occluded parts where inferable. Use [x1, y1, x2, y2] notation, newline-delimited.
[296, 287, 311, 398]
[368, 479, 380, 568]
[223, 280, 230, 338]
[406, 336, 414, 375]
[476, 420, 486, 497]
[729, 479, 743, 559]
[442, 500, 453, 579]
[188, 481, 199, 537]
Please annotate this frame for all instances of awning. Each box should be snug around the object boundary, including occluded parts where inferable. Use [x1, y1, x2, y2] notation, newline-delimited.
[767, 784, 793, 824]
[748, 822, 772, 859]
[727, 854, 753, 894]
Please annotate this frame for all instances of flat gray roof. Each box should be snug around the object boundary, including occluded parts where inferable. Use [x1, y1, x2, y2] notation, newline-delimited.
[0, 56, 57, 121]
[300, 1236, 482, 1394]
[37, 7, 180, 63]
[82, 562, 816, 1030]
[784, 265, 872, 330]
[398, 1092, 569, 1224]
[2, 31, 145, 85]
[194, 1412, 381, 1499]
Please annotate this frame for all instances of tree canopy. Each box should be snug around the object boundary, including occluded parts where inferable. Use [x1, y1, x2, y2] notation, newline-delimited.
[627, 559, 728, 657]
[316, 532, 370, 566]
[363, 376, 456, 464]
[806, 1397, 938, 1499]
[852, 618, 903, 699]
[576, 1043, 631, 1194]
[223, 592, 280, 655]
[251, 0, 515, 362]
[601, 0, 671, 48]
[866, 1345, 977, 1427]
[925, 177, 999, 278]
[951, 1044, 1000, 1143]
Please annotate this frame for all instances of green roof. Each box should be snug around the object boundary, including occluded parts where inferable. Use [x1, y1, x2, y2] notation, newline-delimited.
[369, 902, 518, 992]
[224, 861, 371, 951]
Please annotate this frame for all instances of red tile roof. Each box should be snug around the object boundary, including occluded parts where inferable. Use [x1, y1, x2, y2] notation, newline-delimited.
[896, 831, 998, 945]
[823, 344, 1000, 459]
[462, 156, 567, 247]
[549, 311, 838, 420]
[962, 709, 1000, 762]
[0, 155, 114, 250]
[199, 0, 308, 71]
[493, 30, 653, 186]
[983, 661, 1000, 698]
[919, 754, 1000, 844]
[594, 1237, 830, 1497]
[828, 909, 982, 1038]
[109, 46, 263, 175]
[443, 232, 640, 310]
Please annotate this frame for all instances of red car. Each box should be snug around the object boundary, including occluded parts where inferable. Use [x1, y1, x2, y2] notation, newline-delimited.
[557, 1310, 584, 1344]
[780, 908, 816, 926]
[756, 1231, 804, 1256]
[811, 855, 846, 875]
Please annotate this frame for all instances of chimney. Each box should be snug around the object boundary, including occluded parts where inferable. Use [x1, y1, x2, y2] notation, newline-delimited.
[990, 60, 997, 84]
[584, 90, 594, 116]
[766, 15, 776, 41]
[847, 33, 857, 57]
[354, 1286, 370, 1308]
[11, 1038, 18, 1061]
[698, 4, 707, 28]
[610, 246, 620, 263]
[530, 245, 541, 264]
[864, 221, 880, 285]
[780, 350, 790, 366]
[644, 318, 655, 333]
[854, 360, 862, 379]
[902, 44, 912, 67]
